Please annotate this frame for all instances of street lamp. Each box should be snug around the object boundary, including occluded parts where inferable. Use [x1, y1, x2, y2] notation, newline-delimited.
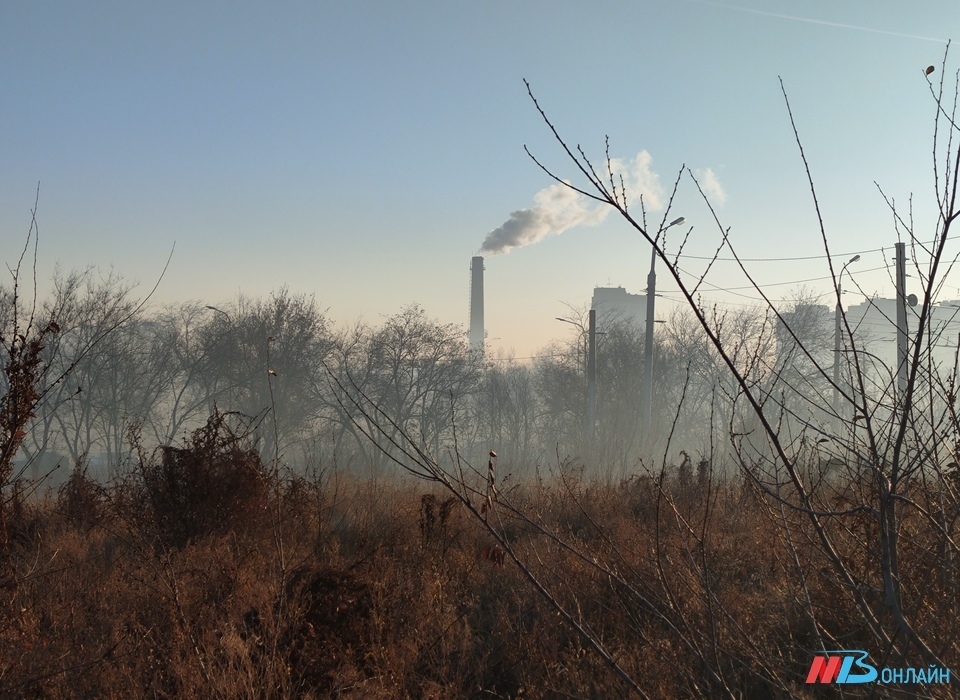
[641, 216, 685, 439]
[834, 255, 860, 415]
[205, 305, 231, 320]
[555, 316, 588, 373]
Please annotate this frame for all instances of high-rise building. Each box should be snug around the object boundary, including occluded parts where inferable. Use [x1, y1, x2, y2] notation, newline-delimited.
[591, 286, 647, 328]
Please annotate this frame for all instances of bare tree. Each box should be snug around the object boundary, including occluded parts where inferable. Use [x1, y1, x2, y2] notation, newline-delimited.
[320, 305, 480, 473]
[20, 269, 141, 477]
[470, 354, 538, 466]
[140, 301, 224, 446]
[199, 289, 331, 463]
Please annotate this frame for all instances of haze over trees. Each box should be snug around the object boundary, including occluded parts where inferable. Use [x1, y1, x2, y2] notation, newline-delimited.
[3, 257, 843, 491]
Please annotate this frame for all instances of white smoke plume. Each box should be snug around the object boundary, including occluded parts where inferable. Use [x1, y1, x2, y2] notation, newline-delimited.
[481, 150, 664, 255]
[607, 150, 665, 211]
[480, 183, 607, 255]
[694, 167, 727, 206]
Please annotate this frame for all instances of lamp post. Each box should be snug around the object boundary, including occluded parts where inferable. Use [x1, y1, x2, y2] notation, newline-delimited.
[834, 255, 860, 416]
[641, 216, 685, 440]
[555, 316, 588, 372]
[205, 305, 230, 320]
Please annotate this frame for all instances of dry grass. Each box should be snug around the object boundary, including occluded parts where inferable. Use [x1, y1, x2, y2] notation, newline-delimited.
[0, 459, 957, 698]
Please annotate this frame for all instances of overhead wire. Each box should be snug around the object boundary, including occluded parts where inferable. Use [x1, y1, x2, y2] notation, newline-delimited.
[524, 238, 960, 352]
[668, 263, 892, 303]
[672, 239, 942, 263]
[677, 246, 887, 262]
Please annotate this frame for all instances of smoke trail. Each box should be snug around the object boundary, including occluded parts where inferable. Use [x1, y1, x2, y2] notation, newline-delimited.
[694, 167, 726, 206]
[480, 183, 607, 255]
[481, 151, 664, 255]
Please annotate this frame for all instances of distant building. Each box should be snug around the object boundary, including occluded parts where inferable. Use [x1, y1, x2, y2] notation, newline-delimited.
[591, 287, 646, 328]
[776, 297, 960, 385]
[846, 297, 960, 375]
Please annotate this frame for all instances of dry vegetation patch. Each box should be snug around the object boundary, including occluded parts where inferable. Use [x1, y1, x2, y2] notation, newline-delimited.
[0, 462, 956, 698]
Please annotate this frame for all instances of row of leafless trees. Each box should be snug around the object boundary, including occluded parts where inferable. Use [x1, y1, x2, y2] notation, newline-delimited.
[0, 266, 820, 485]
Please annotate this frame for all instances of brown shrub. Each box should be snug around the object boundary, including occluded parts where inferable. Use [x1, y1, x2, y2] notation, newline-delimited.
[56, 462, 104, 531]
[133, 411, 268, 549]
[419, 493, 458, 544]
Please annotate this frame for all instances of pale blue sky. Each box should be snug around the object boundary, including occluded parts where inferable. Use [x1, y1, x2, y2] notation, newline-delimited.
[2, 1, 957, 356]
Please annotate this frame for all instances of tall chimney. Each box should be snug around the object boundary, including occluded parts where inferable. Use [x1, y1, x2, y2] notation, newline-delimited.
[469, 256, 485, 354]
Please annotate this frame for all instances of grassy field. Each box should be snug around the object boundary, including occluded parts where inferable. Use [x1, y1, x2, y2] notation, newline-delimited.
[1, 431, 957, 698]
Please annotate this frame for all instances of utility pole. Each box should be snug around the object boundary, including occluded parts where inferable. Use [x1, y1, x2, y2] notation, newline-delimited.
[587, 309, 596, 444]
[641, 217, 685, 439]
[895, 241, 908, 397]
[641, 244, 657, 437]
[834, 298, 841, 411]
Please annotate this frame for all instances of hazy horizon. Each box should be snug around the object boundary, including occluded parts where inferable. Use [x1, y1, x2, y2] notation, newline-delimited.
[3, 1, 959, 358]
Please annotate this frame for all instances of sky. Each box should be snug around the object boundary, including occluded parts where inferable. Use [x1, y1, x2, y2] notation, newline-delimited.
[2, 1, 959, 359]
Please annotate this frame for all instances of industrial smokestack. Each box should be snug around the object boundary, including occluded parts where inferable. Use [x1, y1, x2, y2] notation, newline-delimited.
[469, 256, 485, 354]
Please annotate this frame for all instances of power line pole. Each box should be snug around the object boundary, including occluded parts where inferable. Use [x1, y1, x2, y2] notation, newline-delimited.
[641, 245, 657, 438]
[895, 241, 908, 397]
[640, 217, 685, 440]
[587, 309, 596, 444]
[834, 297, 842, 413]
